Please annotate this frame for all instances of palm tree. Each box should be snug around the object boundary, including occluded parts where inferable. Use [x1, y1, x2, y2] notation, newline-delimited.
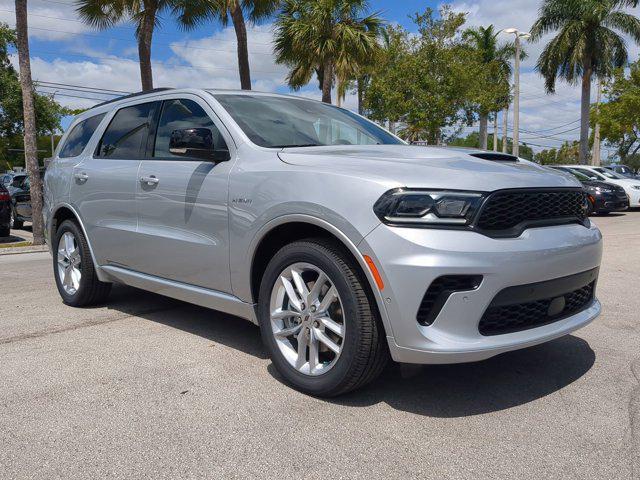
[530, 0, 640, 164]
[14, 0, 45, 245]
[462, 25, 515, 150]
[76, 0, 176, 91]
[274, 0, 383, 104]
[173, 0, 280, 90]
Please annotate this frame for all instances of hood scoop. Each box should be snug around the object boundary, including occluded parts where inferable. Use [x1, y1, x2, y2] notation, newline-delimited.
[469, 152, 519, 162]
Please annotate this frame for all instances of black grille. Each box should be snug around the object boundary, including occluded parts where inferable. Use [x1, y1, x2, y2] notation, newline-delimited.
[417, 275, 482, 326]
[479, 280, 596, 336]
[476, 189, 587, 233]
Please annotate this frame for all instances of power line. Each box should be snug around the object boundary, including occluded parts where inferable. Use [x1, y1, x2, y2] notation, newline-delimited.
[37, 81, 130, 95]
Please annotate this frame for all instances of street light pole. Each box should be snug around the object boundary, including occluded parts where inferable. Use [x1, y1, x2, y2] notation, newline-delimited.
[513, 34, 521, 157]
[503, 28, 530, 158]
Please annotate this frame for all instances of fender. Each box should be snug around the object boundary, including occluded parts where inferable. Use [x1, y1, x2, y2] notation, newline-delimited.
[245, 214, 395, 338]
[49, 203, 110, 283]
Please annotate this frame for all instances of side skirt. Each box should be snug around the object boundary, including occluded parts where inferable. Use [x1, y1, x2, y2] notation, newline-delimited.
[100, 265, 258, 324]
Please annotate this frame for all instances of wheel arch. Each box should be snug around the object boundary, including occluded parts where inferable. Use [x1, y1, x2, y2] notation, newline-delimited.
[248, 215, 393, 338]
[50, 203, 108, 282]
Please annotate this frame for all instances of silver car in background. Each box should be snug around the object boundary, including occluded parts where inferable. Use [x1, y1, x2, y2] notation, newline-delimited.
[44, 89, 602, 396]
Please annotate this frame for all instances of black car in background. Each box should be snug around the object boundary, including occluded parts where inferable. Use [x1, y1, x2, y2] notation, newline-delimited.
[550, 166, 629, 214]
[0, 183, 11, 237]
[8, 174, 32, 229]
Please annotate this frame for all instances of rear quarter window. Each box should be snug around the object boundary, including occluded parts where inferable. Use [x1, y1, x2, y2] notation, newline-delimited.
[59, 113, 106, 158]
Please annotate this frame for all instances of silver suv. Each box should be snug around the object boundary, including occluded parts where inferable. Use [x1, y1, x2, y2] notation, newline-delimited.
[44, 89, 603, 396]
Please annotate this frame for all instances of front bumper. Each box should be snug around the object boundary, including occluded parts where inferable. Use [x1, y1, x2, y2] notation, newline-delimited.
[627, 189, 640, 207]
[592, 191, 629, 212]
[359, 222, 603, 364]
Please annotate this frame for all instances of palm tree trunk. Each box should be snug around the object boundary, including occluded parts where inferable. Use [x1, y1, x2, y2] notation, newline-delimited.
[230, 2, 251, 90]
[502, 106, 508, 153]
[479, 113, 488, 150]
[321, 61, 333, 104]
[15, 0, 44, 245]
[592, 80, 602, 166]
[137, 1, 156, 91]
[579, 57, 593, 165]
[493, 113, 498, 151]
[357, 77, 364, 115]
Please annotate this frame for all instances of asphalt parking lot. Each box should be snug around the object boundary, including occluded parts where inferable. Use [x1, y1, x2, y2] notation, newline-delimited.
[1, 212, 639, 479]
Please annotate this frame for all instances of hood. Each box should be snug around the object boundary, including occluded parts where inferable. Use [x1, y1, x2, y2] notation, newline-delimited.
[278, 145, 581, 191]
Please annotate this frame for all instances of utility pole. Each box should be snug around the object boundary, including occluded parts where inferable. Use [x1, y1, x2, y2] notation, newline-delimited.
[592, 80, 602, 166]
[503, 29, 530, 158]
[502, 106, 509, 153]
[493, 113, 498, 151]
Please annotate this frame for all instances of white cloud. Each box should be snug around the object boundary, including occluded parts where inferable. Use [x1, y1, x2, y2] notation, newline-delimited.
[0, 0, 93, 41]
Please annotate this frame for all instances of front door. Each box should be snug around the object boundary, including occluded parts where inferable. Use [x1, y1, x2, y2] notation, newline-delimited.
[134, 96, 233, 293]
[71, 102, 158, 268]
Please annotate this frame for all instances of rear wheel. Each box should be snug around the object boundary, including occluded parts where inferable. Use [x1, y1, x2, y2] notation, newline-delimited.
[53, 219, 111, 307]
[258, 238, 388, 397]
[0, 226, 9, 237]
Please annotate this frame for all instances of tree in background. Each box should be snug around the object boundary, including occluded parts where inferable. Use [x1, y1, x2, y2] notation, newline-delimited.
[592, 61, 640, 162]
[0, 23, 66, 171]
[530, 0, 640, 165]
[13, 1, 45, 244]
[461, 25, 515, 150]
[76, 0, 176, 91]
[173, 0, 280, 90]
[274, 0, 383, 104]
[533, 141, 580, 164]
[364, 8, 484, 145]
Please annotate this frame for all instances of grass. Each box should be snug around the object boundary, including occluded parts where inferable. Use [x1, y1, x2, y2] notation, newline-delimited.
[0, 241, 33, 248]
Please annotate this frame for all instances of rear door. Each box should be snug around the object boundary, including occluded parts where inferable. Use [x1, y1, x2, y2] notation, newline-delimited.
[134, 95, 234, 293]
[71, 102, 159, 268]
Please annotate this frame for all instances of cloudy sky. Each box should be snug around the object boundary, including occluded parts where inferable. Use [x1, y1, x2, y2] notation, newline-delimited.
[1, 0, 639, 156]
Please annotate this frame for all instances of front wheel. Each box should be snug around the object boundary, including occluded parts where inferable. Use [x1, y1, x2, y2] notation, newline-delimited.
[53, 219, 111, 307]
[258, 239, 388, 397]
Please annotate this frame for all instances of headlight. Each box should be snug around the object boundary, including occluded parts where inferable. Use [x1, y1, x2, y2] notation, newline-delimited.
[590, 186, 613, 193]
[373, 189, 484, 226]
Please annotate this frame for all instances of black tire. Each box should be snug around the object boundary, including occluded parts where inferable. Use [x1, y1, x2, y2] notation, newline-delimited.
[11, 209, 23, 229]
[258, 238, 388, 397]
[0, 226, 9, 237]
[53, 219, 111, 307]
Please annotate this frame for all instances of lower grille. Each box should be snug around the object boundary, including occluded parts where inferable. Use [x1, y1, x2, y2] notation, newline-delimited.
[417, 275, 482, 326]
[479, 269, 598, 336]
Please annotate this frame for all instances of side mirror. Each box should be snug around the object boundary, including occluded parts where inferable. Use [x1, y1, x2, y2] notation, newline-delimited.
[169, 128, 228, 162]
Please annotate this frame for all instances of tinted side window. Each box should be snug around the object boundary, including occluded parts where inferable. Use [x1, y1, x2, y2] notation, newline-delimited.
[97, 102, 157, 159]
[59, 113, 106, 158]
[153, 99, 228, 159]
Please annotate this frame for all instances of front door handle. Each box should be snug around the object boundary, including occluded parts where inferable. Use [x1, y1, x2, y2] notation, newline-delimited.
[140, 175, 159, 186]
[73, 172, 89, 183]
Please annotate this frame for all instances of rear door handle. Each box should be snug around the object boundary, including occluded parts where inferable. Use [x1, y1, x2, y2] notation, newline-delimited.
[73, 172, 89, 182]
[140, 175, 159, 186]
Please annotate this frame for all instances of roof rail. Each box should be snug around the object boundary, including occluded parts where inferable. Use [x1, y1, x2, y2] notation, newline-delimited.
[91, 87, 174, 109]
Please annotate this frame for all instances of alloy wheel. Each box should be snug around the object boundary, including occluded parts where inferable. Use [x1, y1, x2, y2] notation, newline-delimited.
[269, 262, 345, 376]
[57, 231, 82, 295]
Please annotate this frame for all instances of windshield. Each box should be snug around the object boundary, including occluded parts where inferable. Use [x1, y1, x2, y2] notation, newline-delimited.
[566, 168, 592, 181]
[213, 94, 402, 148]
[594, 167, 625, 179]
